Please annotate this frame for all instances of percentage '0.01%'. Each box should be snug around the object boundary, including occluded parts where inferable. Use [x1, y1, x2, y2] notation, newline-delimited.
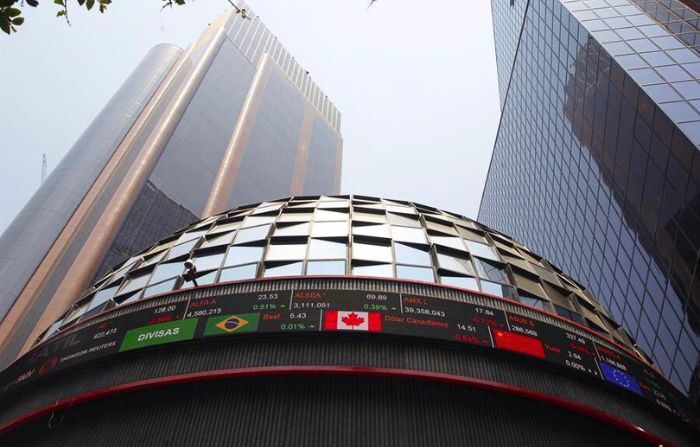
[253, 304, 277, 310]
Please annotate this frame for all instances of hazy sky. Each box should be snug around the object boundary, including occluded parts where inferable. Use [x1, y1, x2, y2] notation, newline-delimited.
[0, 0, 500, 235]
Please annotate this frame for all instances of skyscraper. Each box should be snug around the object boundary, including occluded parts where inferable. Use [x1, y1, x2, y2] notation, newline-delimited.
[0, 4, 342, 369]
[0, 196, 696, 444]
[480, 0, 699, 400]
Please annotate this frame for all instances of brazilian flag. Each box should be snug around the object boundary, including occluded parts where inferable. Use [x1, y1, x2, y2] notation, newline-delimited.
[204, 313, 260, 336]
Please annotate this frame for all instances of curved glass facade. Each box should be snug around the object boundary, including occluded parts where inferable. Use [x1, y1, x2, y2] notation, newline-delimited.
[39, 196, 646, 362]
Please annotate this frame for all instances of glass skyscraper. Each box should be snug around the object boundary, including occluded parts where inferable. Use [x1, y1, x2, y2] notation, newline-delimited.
[0, 4, 342, 370]
[480, 0, 699, 400]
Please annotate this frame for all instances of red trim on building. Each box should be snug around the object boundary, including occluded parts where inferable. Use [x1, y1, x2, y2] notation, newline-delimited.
[0, 365, 671, 445]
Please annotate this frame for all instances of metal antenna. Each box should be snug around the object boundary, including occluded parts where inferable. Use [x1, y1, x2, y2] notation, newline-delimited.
[41, 154, 47, 184]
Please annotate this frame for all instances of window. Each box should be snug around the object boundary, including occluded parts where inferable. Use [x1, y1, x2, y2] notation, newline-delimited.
[264, 262, 303, 277]
[241, 215, 275, 227]
[554, 304, 585, 325]
[352, 240, 392, 263]
[194, 270, 218, 286]
[430, 236, 466, 251]
[86, 285, 118, 312]
[175, 229, 207, 244]
[166, 239, 199, 260]
[518, 293, 547, 310]
[312, 221, 348, 237]
[306, 260, 346, 275]
[143, 278, 177, 298]
[387, 212, 420, 227]
[352, 223, 391, 238]
[394, 243, 431, 266]
[440, 275, 479, 290]
[142, 250, 167, 266]
[481, 280, 516, 299]
[208, 221, 241, 234]
[224, 245, 264, 266]
[150, 262, 184, 284]
[193, 252, 225, 272]
[273, 222, 310, 237]
[220, 264, 258, 282]
[61, 301, 89, 327]
[473, 258, 508, 283]
[396, 265, 434, 282]
[199, 231, 235, 249]
[308, 239, 346, 260]
[437, 253, 474, 275]
[233, 225, 270, 244]
[353, 212, 386, 224]
[318, 199, 349, 208]
[391, 226, 427, 244]
[252, 203, 283, 214]
[385, 204, 416, 215]
[351, 263, 394, 277]
[314, 209, 348, 221]
[278, 212, 312, 222]
[266, 243, 307, 261]
[464, 240, 499, 261]
[117, 273, 151, 295]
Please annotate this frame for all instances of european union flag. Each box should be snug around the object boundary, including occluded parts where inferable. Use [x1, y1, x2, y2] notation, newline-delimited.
[599, 361, 642, 395]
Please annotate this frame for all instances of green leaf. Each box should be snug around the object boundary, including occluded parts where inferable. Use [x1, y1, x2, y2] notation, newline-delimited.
[86, 0, 94, 9]
[0, 16, 11, 34]
[11, 16, 22, 25]
[77, 0, 85, 4]
[56, 9, 65, 16]
[53, 0, 63, 5]
[6, 7, 20, 17]
[26, 0, 39, 6]
[0, 0, 16, 8]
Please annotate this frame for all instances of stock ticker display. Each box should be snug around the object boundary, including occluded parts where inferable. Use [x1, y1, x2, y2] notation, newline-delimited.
[1, 287, 697, 426]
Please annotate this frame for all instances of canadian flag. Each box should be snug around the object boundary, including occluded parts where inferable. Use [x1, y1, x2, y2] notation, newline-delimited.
[324, 310, 382, 332]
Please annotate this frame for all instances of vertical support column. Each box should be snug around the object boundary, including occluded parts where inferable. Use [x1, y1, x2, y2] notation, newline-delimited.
[202, 54, 274, 217]
[289, 102, 317, 196]
[16, 23, 231, 358]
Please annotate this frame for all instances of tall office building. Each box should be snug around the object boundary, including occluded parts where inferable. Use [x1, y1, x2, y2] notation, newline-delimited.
[480, 0, 699, 400]
[0, 4, 342, 370]
[0, 196, 697, 444]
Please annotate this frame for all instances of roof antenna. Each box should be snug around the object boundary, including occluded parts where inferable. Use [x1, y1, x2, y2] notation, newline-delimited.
[41, 153, 47, 184]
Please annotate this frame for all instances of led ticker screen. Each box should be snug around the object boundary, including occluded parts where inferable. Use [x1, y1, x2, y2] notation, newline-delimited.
[1, 288, 697, 426]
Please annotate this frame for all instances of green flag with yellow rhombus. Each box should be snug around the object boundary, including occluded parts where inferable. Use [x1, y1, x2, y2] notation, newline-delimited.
[204, 313, 260, 336]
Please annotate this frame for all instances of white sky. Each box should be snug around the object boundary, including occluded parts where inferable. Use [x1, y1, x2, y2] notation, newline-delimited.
[0, 0, 500, 235]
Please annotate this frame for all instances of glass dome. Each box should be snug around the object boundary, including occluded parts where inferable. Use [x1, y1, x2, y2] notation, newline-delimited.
[39, 195, 638, 353]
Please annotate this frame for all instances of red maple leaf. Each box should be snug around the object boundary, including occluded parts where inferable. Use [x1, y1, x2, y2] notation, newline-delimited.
[341, 312, 365, 327]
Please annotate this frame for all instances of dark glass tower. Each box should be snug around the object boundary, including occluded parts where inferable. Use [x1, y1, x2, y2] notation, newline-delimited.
[0, 4, 342, 370]
[480, 0, 699, 401]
